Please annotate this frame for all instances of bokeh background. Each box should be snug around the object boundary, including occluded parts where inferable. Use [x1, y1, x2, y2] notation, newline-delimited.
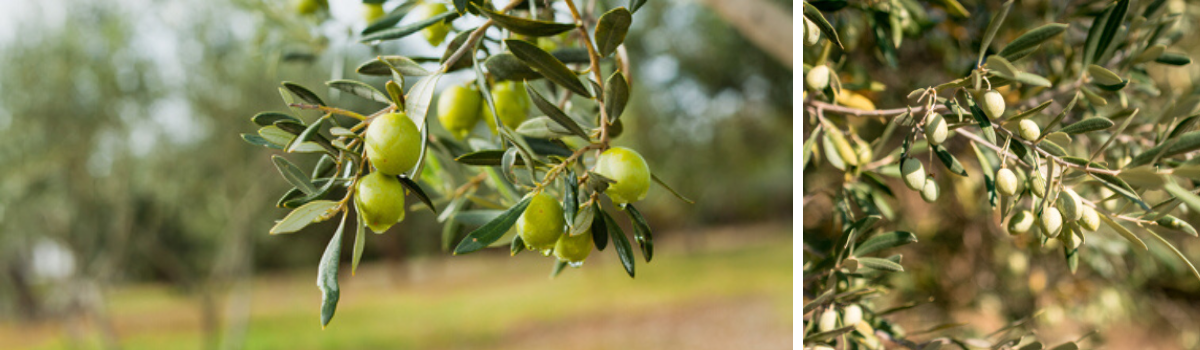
[804, 0, 1200, 349]
[0, 0, 794, 349]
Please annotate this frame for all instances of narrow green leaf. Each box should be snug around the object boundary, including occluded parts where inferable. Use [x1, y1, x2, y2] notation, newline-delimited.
[1119, 166, 1165, 190]
[853, 231, 917, 257]
[506, 39, 590, 97]
[525, 84, 590, 139]
[857, 257, 904, 272]
[357, 56, 432, 76]
[317, 212, 345, 328]
[966, 92, 996, 144]
[270, 200, 339, 234]
[550, 260, 568, 278]
[605, 72, 630, 123]
[1093, 0, 1129, 64]
[1127, 131, 1200, 167]
[516, 117, 573, 138]
[1144, 227, 1200, 283]
[1091, 173, 1150, 210]
[1155, 52, 1192, 66]
[652, 173, 695, 204]
[978, 0, 1014, 62]
[563, 169, 578, 225]
[510, 234, 525, 256]
[624, 204, 654, 262]
[1097, 212, 1147, 250]
[360, 1, 419, 35]
[286, 118, 326, 154]
[351, 203, 366, 275]
[998, 23, 1068, 60]
[986, 55, 1020, 79]
[455, 150, 527, 166]
[1059, 118, 1114, 135]
[252, 112, 300, 126]
[327, 80, 390, 104]
[1006, 100, 1054, 124]
[282, 82, 325, 106]
[803, 2, 843, 49]
[1012, 72, 1053, 87]
[1087, 64, 1124, 85]
[603, 209, 636, 278]
[629, 0, 648, 14]
[386, 80, 405, 108]
[362, 10, 457, 42]
[453, 196, 533, 254]
[594, 7, 632, 57]
[1083, 2, 1116, 65]
[485, 53, 541, 81]
[242, 134, 282, 150]
[273, 155, 318, 196]
[397, 175, 437, 214]
[441, 28, 477, 72]
[472, 3, 576, 37]
[405, 73, 441, 130]
[933, 144, 968, 177]
[591, 204, 608, 251]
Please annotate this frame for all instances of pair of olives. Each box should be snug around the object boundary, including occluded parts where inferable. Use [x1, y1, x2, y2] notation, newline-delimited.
[437, 81, 531, 139]
[900, 158, 939, 203]
[518, 147, 652, 264]
[355, 112, 422, 233]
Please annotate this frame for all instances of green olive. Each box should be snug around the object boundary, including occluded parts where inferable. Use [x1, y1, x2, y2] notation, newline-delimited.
[980, 90, 1006, 119]
[294, 0, 326, 15]
[901, 158, 925, 191]
[818, 308, 839, 332]
[806, 65, 830, 92]
[920, 176, 939, 203]
[355, 172, 406, 233]
[437, 84, 482, 140]
[482, 81, 530, 134]
[925, 113, 947, 145]
[517, 192, 566, 252]
[1019, 119, 1041, 141]
[363, 3, 385, 23]
[1008, 210, 1034, 235]
[1080, 205, 1100, 231]
[995, 168, 1018, 196]
[553, 229, 593, 265]
[365, 112, 422, 176]
[842, 305, 863, 326]
[1039, 207, 1063, 238]
[418, 3, 451, 46]
[595, 147, 652, 204]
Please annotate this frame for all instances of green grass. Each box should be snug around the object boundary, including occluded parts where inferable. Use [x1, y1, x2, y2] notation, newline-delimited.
[5, 227, 792, 350]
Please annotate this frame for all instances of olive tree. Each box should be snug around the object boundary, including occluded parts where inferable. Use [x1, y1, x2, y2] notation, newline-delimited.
[804, 0, 1200, 349]
[242, 0, 689, 328]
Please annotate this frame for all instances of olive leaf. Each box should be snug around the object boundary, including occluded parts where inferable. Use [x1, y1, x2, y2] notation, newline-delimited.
[1058, 118, 1114, 135]
[351, 203, 366, 275]
[362, 9, 457, 42]
[455, 150, 526, 166]
[856, 257, 904, 272]
[933, 144, 968, 177]
[252, 112, 301, 126]
[1097, 213, 1147, 251]
[506, 39, 591, 97]
[591, 204, 608, 251]
[317, 212, 345, 328]
[270, 200, 339, 234]
[605, 72, 630, 123]
[355, 56, 432, 76]
[998, 23, 1068, 60]
[453, 196, 533, 255]
[398, 175, 437, 214]
[603, 208, 636, 278]
[624, 204, 654, 262]
[282, 81, 325, 106]
[1144, 224, 1200, 282]
[853, 231, 917, 257]
[803, 2, 843, 49]
[525, 83, 590, 139]
[1127, 131, 1200, 167]
[595, 7, 632, 57]
[360, 1, 419, 35]
[1087, 64, 1124, 86]
[273, 155, 318, 196]
[978, 0, 1014, 63]
[485, 53, 541, 81]
[1156, 52, 1192, 66]
[471, 3, 576, 37]
[1090, 173, 1149, 210]
[243, 133, 282, 150]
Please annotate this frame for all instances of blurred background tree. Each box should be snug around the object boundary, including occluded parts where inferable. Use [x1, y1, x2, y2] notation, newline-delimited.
[0, 0, 793, 349]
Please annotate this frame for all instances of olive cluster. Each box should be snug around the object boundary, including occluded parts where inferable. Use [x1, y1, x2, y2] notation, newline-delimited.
[437, 81, 531, 140]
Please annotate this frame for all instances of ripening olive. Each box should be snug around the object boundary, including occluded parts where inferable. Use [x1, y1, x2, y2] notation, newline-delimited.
[980, 90, 1006, 119]
[1058, 189, 1083, 221]
[1040, 207, 1063, 238]
[996, 168, 1018, 196]
[363, 3, 385, 23]
[417, 3, 450, 46]
[517, 192, 566, 252]
[595, 147, 652, 204]
[482, 81, 531, 134]
[553, 229, 593, 265]
[901, 158, 925, 191]
[1008, 210, 1034, 235]
[1019, 119, 1041, 141]
[920, 176, 939, 203]
[806, 65, 830, 92]
[804, 18, 821, 46]
[925, 113, 948, 145]
[1030, 169, 1048, 197]
[843, 305, 863, 326]
[1080, 205, 1100, 231]
[818, 308, 839, 332]
[437, 84, 482, 140]
[365, 112, 422, 176]
[355, 172, 406, 233]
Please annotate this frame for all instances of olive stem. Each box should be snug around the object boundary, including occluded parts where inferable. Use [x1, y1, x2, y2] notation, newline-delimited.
[534, 144, 599, 192]
[563, 0, 612, 149]
[290, 103, 367, 120]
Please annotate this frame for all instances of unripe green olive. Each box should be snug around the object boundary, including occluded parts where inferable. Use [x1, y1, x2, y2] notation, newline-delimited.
[1080, 205, 1100, 231]
[804, 18, 821, 46]
[995, 168, 1018, 196]
[1058, 189, 1084, 221]
[294, 0, 325, 15]
[925, 113, 948, 145]
[806, 65, 830, 92]
[362, 113, 424, 176]
[1008, 210, 1034, 235]
[482, 81, 531, 134]
[1059, 224, 1082, 249]
[363, 3, 385, 23]
[920, 176, 939, 203]
[854, 140, 873, 164]
[365, 112, 422, 175]
[818, 308, 839, 332]
[842, 305, 863, 326]
[517, 192, 566, 252]
[595, 147, 652, 204]
[437, 84, 482, 140]
[1030, 169, 1047, 197]
[826, 128, 858, 167]
[553, 228, 593, 265]
[355, 172, 406, 233]
[418, 3, 451, 46]
[1019, 119, 1041, 141]
[1039, 207, 1063, 238]
[1156, 215, 1198, 235]
[901, 158, 925, 191]
[980, 90, 1006, 119]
